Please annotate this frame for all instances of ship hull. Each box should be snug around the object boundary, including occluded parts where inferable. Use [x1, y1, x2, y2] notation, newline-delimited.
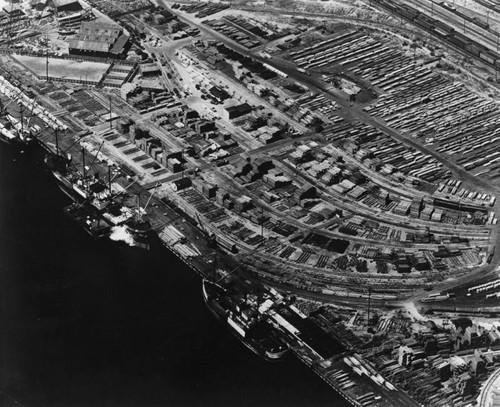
[50, 170, 88, 203]
[0, 130, 24, 146]
[202, 280, 288, 362]
[124, 220, 152, 250]
[46, 149, 152, 251]
[63, 203, 111, 239]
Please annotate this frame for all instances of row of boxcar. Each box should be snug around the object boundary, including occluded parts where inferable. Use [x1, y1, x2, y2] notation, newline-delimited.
[433, 197, 488, 213]
[474, 0, 500, 16]
[424, 303, 500, 317]
[373, 0, 500, 69]
[439, 1, 490, 30]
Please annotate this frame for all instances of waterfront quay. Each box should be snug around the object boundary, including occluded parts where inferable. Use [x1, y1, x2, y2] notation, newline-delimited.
[4, 0, 500, 405]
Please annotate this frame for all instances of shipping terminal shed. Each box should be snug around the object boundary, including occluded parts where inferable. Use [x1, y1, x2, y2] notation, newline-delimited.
[51, 0, 83, 13]
[68, 21, 130, 58]
[2, 0, 500, 406]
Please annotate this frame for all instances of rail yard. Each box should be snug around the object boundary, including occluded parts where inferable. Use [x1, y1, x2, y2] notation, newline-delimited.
[2, 0, 500, 406]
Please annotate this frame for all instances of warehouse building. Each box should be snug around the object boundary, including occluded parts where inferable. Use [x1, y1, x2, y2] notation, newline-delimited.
[68, 21, 130, 59]
[51, 0, 83, 13]
[223, 102, 252, 120]
[1, 5, 24, 18]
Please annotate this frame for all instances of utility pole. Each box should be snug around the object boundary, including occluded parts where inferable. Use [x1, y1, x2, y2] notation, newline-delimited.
[431, 0, 434, 15]
[213, 251, 217, 281]
[82, 146, 86, 181]
[136, 193, 141, 223]
[463, 17, 466, 33]
[109, 96, 112, 129]
[367, 286, 372, 328]
[55, 127, 59, 155]
[45, 32, 49, 82]
[19, 102, 24, 137]
[260, 208, 264, 238]
[108, 165, 112, 194]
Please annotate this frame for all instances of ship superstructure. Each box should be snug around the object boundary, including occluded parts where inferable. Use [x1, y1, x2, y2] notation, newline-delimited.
[202, 279, 289, 361]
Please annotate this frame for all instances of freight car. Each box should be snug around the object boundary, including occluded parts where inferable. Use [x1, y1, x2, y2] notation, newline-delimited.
[480, 51, 497, 65]
[373, 0, 500, 70]
[472, 17, 489, 30]
[414, 14, 436, 31]
[423, 304, 500, 317]
[216, 234, 238, 253]
[433, 198, 487, 213]
[433, 19, 455, 35]
[439, 2, 456, 12]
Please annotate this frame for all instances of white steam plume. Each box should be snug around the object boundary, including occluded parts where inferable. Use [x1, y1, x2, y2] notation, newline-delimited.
[109, 225, 135, 246]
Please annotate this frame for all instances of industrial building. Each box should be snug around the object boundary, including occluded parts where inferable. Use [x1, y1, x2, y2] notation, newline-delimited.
[68, 21, 130, 59]
[11, 54, 122, 86]
[223, 102, 252, 120]
[51, 0, 83, 13]
[1, 4, 24, 17]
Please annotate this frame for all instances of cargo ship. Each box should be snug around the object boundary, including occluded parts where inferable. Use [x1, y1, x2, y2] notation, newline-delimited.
[202, 279, 289, 361]
[6, 114, 34, 145]
[0, 118, 22, 145]
[0, 112, 34, 146]
[45, 143, 151, 249]
[63, 202, 112, 238]
[122, 217, 152, 250]
[61, 181, 151, 249]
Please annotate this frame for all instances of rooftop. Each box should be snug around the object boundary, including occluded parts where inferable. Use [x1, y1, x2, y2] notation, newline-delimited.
[52, 0, 81, 8]
[13, 54, 110, 83]
[68, 21, 128, 55]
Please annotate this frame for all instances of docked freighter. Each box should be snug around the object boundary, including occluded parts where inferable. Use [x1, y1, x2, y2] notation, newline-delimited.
[45, 140, 152, 249]
[0, 117, 22, 145]
[0, 113, 33, 146]
[202, 279, 289, 361]
[6, 114, 34, 144]
[45, 148, 105, 204]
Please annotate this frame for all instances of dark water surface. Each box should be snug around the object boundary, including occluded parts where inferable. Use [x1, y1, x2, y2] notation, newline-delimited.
[0, 144, 348, 407]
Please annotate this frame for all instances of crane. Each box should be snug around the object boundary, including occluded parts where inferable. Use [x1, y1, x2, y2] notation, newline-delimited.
[86, 141, 105, 171]
[143, 182, 161, 212]
[215, 240, 266, 284]
[113, 177, 139, 198]
[60, 130, 92, 156]
[195, 212, 209, 236]
[131, 182, 161, 225]
[0, 89, 24, 117]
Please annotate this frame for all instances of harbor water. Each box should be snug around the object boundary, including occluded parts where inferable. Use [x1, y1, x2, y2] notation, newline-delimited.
[0, 144, 349, 407]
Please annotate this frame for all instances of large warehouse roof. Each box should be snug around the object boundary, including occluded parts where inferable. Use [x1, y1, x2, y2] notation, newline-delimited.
[68, 21, 129, 56]
[52, 0, 81, 8]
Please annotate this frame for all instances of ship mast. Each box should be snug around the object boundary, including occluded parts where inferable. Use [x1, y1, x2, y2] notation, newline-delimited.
[108, 165, 112, 195]
[213, 251, 217, 282]
[81, 146, 86, 180]
[45, 31, 49, 82]
[19, 102, 24, 137]
[136, 193, 141, 223]
[54, 127, 59, 155]
[367, 286, 372, 329]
